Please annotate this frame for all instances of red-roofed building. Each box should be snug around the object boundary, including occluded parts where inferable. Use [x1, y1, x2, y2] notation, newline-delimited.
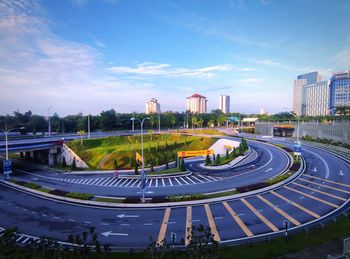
[186, 93, 207, 114]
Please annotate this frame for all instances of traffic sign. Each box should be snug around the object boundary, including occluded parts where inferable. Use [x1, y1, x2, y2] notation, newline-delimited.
[3, 160, 12, 175]
[293, 141, 302, 156]
[177, 149, 214, 158]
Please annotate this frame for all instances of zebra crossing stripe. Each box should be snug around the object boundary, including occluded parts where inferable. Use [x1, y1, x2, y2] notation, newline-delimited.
[113, 178, 123, 186]
[90, 178, 100, 185]
[185, 176, 196, 184]
[98, 178, 111, 186]
[16, 236, 24, 242]
[137, 180, 142, 187]
[149, 179, 153, 187]
[81, 179, 91, 184]
[119, 179, 128, 187]
[107, 178, 119, 186]
[130, 180, 139, 187]
[205, 175, 216, 181]
[125, 179, 134, 187]
[104, 178, 117, 186]
[169, 178, 173, 186]
[191, 175, 204, 183]
[174, 177, 182, 185]
[22, 237, 30, 244]
[180, 177, 189, 184]
[94, 178, 105, 185]
[162, 178, 165, 186]
[85, 179, 94, 185]
[156, 178, 158, 187]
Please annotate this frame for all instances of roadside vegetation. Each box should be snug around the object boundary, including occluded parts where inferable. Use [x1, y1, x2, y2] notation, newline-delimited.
[67, 134, 216, 170]
[176, 128, 228, 136]
[301, 135, 350, 149]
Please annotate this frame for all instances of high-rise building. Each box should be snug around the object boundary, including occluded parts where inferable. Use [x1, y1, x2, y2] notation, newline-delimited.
[145, 98, 161, 114]
[186, 93, 207, 114]
[219, 94, 230, 114]
[293, 71, 321, 116]
[329, 70, 350, 115]
[260, 108, 268, 115]
[304, 81, 329, 116]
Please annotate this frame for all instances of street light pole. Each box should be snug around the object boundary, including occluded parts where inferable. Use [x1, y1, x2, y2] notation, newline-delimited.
[88, 114, 91, 139]
[130, 117, 150, 203]
[47, 106, 52, 137]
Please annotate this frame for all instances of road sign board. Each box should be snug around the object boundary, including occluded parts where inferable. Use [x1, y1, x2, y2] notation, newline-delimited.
[293, 141, 302, 156]
[177, 149, 214, 158]
[3, 160, 12, 175]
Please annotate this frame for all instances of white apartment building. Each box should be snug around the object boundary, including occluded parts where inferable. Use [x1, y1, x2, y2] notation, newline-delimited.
[304, 81, 330, 116]
[219, 94, 230, 114]
[293, 78, 307, 116]
[145, 98, 161, 114]
[186, 93, 207, 114]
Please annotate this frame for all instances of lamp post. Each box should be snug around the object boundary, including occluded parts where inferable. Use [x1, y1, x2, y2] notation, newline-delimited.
[1, 126, 25, 179]
[130, 117, 150, 202]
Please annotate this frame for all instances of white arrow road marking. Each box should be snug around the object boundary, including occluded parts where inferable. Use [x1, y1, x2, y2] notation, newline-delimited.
[101, 231, 128, 237]
[265, 168, 273, 172]
[339, 170, 344, 176]
[313, 167, 317, 172]
[116, 214, 139, 219]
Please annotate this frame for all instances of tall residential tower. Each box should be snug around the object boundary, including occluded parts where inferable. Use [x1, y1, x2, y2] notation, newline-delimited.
[186, 93, 207, 114]
[145, 98, 161, 114]
[219, 94, 230, 114]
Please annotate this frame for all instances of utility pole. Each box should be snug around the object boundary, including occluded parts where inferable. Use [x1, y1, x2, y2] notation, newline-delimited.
[158, 112, 160, 133]
[47, 106, 52, 137]
[88, 114, 91, 139]
[132, 112, 135, 132]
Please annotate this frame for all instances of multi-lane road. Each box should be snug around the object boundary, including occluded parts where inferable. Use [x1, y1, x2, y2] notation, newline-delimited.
[0, 136, 349, 250]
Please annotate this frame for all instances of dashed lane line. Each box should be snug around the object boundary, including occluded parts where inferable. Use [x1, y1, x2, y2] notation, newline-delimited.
[223, 202, 253, 237]
[185, 206, 192, 246]
[291, 182, 347, 201]
[204, 204, 221, 242]
[241, 198, 279, 232]
[284, 186, 339, 208]
[157, 208, 171, 245]
[257, 195, 301, 226]
[298, 178, 350, 194]
[303, 174, 350, 189]
[271, 191, 320, 218]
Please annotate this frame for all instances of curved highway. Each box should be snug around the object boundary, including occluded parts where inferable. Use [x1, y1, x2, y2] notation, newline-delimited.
[1, 138, 350, 250]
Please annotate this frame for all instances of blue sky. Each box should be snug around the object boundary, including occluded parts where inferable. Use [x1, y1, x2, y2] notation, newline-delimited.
[0, 0, 349, 116]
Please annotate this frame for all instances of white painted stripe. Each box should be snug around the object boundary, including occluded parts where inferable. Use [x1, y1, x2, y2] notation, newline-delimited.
[180, 177, 189, 184]
[205, 175, 216, 181]
[196, 174, 212, 181]
[149, 179, 153, 187]
[90, 178, 100, 185]
[156, 178, 158, 187]
[162, 178, 165, 186]
[100, 178, 113, 186]
[119, 179, 129, 187]
[306, 149, 331, 179]
[94, 178, 105, 185]
[107, 178, 120, 186]
[81, 179, 90, 184]
[137, 181, 142, 187]
[16, 236, 24, 242]
[186, 176, 196, 184]
[191, 175, 204, 183]
[169, 178, 173, 186]
[113, 178, 124, 186]
[104, 178, 117, 186]
[130, 180, 139, 187]
[22, 237, 30, 244]
[85, 179, 95, 185]
[174, 177, 182, 185]
[125, 179, 134, 187]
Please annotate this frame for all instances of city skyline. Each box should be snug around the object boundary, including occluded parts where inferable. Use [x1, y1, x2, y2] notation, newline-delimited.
[1, 0, 350, 116]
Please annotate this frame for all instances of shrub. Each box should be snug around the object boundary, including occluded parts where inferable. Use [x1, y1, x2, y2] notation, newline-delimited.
[23, 182, 41, 190]
[65, 192, 94, 200]
[49, 189, 68, 196]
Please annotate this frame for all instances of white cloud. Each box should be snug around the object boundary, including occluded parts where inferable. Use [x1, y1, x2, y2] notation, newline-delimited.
[254, 59, 282, 66]
[109, 62, 233, 78]
[239, 78, 264, 83]
[237, 67, 256, 71]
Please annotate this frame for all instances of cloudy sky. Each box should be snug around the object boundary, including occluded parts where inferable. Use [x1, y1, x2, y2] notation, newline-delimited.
[0, 0, 349, 116]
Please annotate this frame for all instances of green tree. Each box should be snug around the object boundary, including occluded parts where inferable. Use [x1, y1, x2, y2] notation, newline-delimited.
[180, 158, 186, 171]
[100, 109, 117, 131]
[71, 157, 76, 170]
[205, 154, 211, 165]
[216, 154, 221, 165]
[226, 149, 229, 159]
[135, 162, 139, 174]
[113, 159, 118, 170]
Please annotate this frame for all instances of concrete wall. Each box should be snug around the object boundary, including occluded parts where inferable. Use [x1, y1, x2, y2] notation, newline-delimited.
[255, 121, 350, 144]
[61, 143, 88, 168]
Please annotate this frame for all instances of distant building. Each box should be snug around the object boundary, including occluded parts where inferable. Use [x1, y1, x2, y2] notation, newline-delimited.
[304, 81, 330, 116]
[186, 93, 207, 114]
[260, 108, 268, 115]
[329, 70, 350, 115]
[293, 71, 322, 116]
[219, 94, 230, 114]
[145, 98, 161, 114]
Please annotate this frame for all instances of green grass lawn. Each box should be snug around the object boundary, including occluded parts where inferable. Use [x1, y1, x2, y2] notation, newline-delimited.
[67, 134, 216, 170]
[178, 128, 227, 135]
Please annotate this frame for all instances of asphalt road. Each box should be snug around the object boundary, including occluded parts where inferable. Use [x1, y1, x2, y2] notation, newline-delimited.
[11, 139, 290, 197]
[1, 138, 350, 250]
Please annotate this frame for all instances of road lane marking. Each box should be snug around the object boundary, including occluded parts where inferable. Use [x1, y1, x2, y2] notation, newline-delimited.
[162, 178, 165, 186]
[130, 180, 139, 187]
[119, 179, 128, 187]
[149, 179, 153, 187]
[85, 179, 94, 185]
[204, 204, 221, 241]
[155, 178, 158, 187]
[292, 182, 346, 201]
[299, 178, 350, 194]
[125, 179, 134, 187]
[305, 149, 330, 178]
[108, 178, 120, 186]
[137, 180, 142, 187]
[144, 223, 153, 226]
[169, 178, 173, 186]
[100, 178, 113, 186]
[284, 186, 339, 208]
[185, 206, 192, 246]
[114, 178, 124, 186]
[303, 174, 350, 189]
[157, 208, 171, 245]
[265, 168, 273, 172]
[271, 191, 320, 218]
[196, 174, 211, 182]
[257, 195, 300, 226]
[240, 198, 279, 232]
[90, 179, 100, 185]
[180, 177, 189, 184]
[186, 176, 196, 184]
[104, 178, 116, 186]
[191, 175, 204, 183]
[223, 202, 253, 237]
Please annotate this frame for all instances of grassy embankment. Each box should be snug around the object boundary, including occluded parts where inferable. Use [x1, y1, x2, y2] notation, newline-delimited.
[67, 134, 216, 170]
[177, 128, 228, 135]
